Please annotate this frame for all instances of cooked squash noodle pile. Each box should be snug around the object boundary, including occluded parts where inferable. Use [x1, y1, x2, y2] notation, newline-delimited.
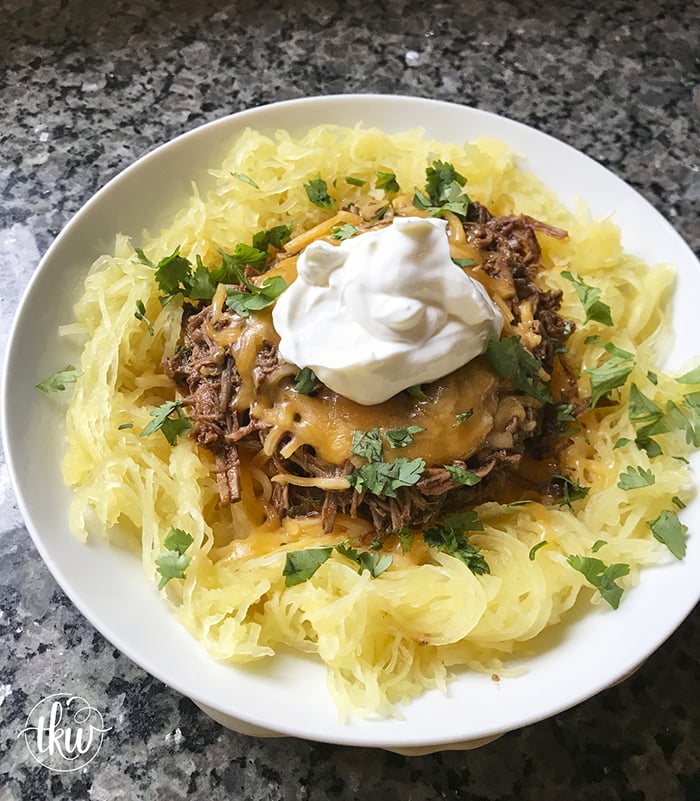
[62, 125, 697, 719]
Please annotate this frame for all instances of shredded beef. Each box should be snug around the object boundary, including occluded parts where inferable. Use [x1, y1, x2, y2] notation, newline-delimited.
[164, 208, 578, 534]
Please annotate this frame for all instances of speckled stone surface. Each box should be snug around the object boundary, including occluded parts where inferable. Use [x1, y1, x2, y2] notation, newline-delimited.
[1, 1, 699, 798]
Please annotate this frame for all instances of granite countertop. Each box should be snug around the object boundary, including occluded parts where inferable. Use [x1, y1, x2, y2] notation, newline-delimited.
[1, 1, 699, 798]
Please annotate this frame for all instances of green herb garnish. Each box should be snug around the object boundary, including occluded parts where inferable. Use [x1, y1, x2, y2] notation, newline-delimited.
[155, 528, 194, 590]
[348, 458, 426, 498]
[648, 510, 687, 560]
[413, 160, 471, 219]
[376, 171, 400, 193]
[453, 410, 474, 427]
[424, 512, 488, 574]
[406, 384, 429, 399]
[561, 270, 613, 326]
[304, 175, 335, 209]
[551, 474, 590, 508]
[293, 367, 319, 395]
[351, 428, 383, 463]
[134, 300, 154, 336]
[336, 542, 393, 577]
[36, 365, 82, 393]
[140, 400, 192, 445]
[617, 465, 655, 490]
[331, 223, 358, 241]
[485, 336, 553, 404]
[225, 275, 287, 317]
[283, 547, 333, 587]
[444, 465, 482, 486]
[385, 426, 425, 449]
[567, 555, 630, 609]
[584, 342, 635, 408]
[252, 225, 293, 252]
[529, 541, 548, 560]
[231, 172, 259, 189]
[677, 366, 700, 384]
[395, 526, 414, 553]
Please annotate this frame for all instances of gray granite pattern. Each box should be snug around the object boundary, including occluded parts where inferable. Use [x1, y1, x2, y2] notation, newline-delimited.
[1, 0, 699, 798]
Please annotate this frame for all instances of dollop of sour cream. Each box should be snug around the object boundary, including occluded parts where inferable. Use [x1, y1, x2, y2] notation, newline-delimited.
[272, 216, 504, 405]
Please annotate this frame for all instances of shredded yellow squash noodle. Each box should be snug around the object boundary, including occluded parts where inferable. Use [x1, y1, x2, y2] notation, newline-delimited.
[62, 125, 697, 719]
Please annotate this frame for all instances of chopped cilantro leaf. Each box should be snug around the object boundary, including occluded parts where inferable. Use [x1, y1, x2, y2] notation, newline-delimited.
[672, 495, 686, 510]
[584, 342, 635, 408]
[591, 539, 607, 553]
[453, 410, 474, 426]
[345, 176, 365, 187]
[648, 510, 687, 560]
[561, 270, 613, 326]
[395, 526, 414, 553]
[188, 257, 218, 301]
[368, 205, 389, 222]
[424, 160, 467, 203]
[118, 423, 133, 430]
[351, 428, 383, 463]
[529, 541, 547, 560]
[551, 474, 589, 508]
[452, 258, 478, 268]
[133, 247, 154, 267]
[155, 527, 194, 590]
[628, 384, 665, 429]
[376, 171, 400, 193]
[36, 365, 82, 393]
[283, 547, 333, 587]
[331, 223, 357, 241]
[385, 426, 425, 449]
[679, 392, 700, 446]
[164, 527, 194, 554]
[485, 336, 553, 404]
[647, 370, 658, 385]
[441, 510, 484, 532]
[293, 367, 319, 395]
[617, 465, 655, 490]
[223, 243, 269, 274]
[231, 172, 259, 189]
[155, 551, 191, 590]
[225, 275, 287, 317]
[584, 334, 601, 345]
[636, 437, 663, 458]
[567, 555, 630, 609]
[424, 512, 489, 574]
[444, 465, 482, 486]
[678, 366, 700, 384]
[413, 160, 471, 220]
[152, 247, 193, 303]
[613, 437, 631, 449]
[406, 384, 429, 399]
[140, 400, 192, 445]
[252, 225, 293, 252]
[304, 175, 335, 209]
[347, 457, 426, 498]
[336, 543, 392, 577]
[557, 403, 576, 422]
[134, 300, 154, 335]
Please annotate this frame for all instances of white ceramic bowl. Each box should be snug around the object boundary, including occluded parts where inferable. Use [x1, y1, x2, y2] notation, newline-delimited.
[3, 95, 700, 755]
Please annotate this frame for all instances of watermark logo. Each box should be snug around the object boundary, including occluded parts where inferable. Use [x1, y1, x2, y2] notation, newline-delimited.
[19, 694, 111, 772]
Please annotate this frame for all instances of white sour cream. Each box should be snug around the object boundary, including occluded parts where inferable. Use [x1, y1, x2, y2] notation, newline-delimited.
[272, 216, 504, 405]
